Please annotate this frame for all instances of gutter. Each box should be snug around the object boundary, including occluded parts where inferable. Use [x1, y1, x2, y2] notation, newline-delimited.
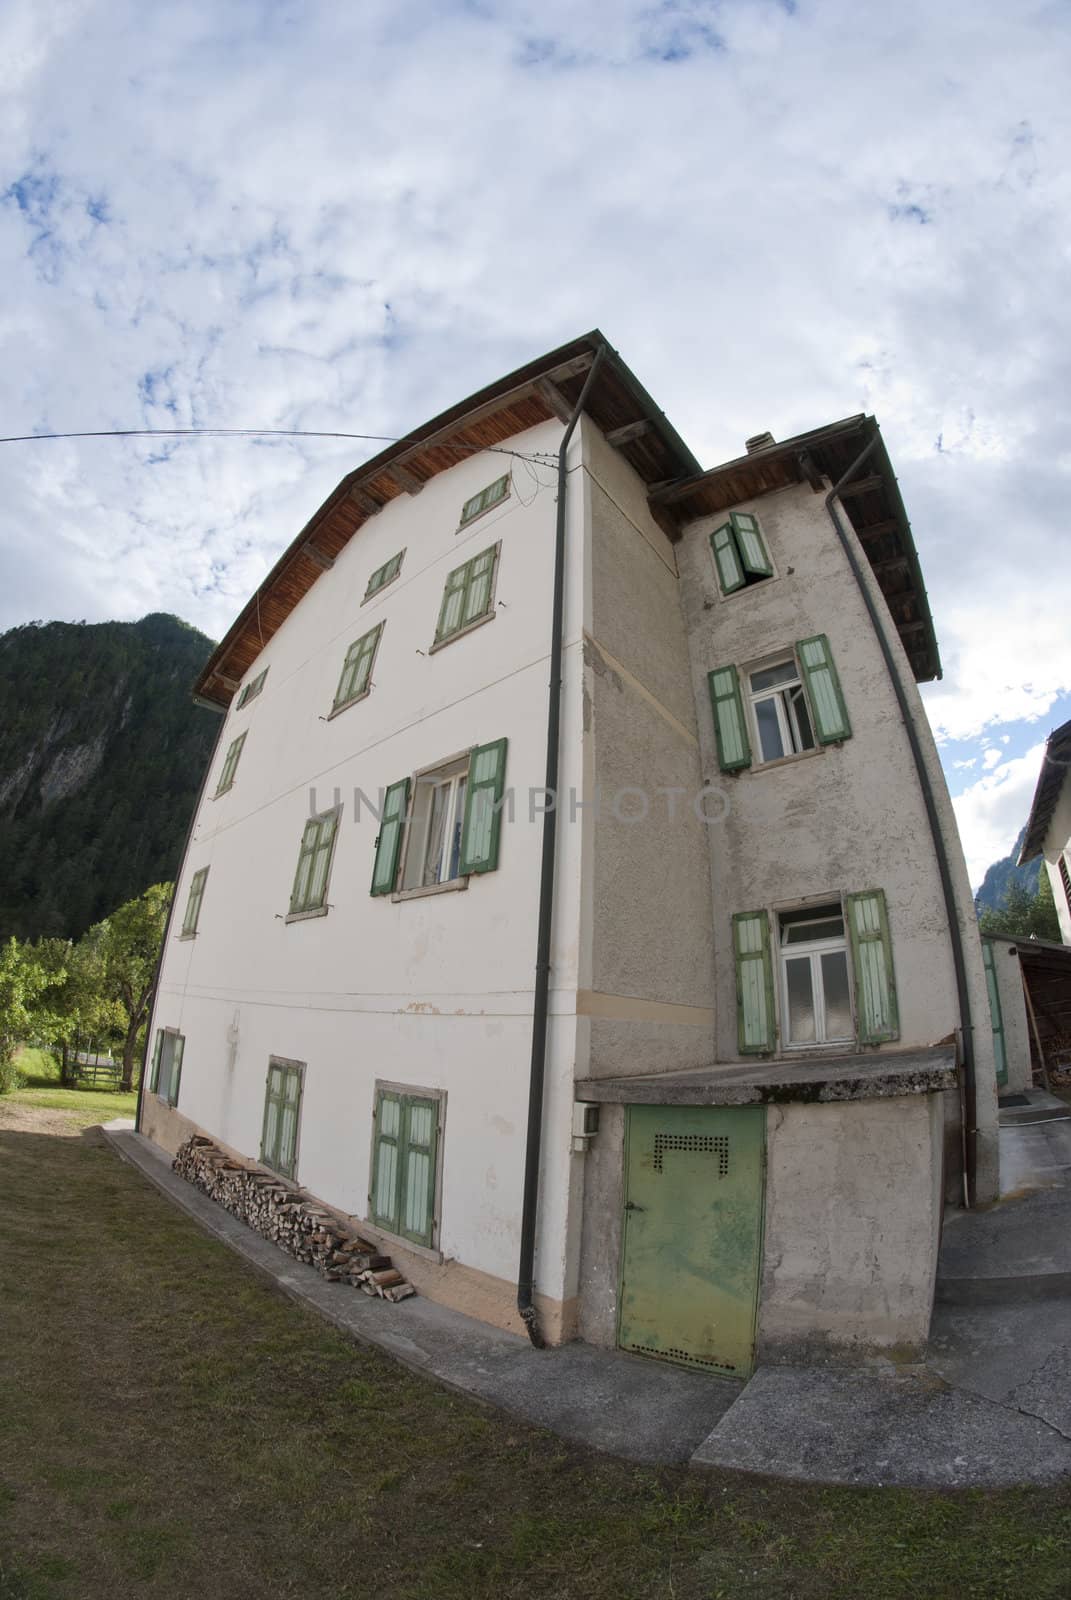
[824, 439, 978, 1204]
[517, 343, 608, 1348]
[134, 702, 226, 1134]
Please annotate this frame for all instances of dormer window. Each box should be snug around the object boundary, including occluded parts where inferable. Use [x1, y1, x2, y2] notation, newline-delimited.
[710, 511, 773, 595]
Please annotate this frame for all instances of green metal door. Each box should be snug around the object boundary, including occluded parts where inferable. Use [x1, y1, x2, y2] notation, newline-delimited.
[982, 938, 1008, 1088]
[619, 1105, 765, 1378]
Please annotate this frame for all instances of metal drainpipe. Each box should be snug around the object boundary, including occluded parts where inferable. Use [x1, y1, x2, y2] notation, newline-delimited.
[517, 343, 608, 1348]
[824, 438, 978, 1204]
[134, 708, 226, 1134]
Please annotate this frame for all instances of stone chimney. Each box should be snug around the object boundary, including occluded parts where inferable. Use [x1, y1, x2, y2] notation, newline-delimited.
[745, 432, 775, 453]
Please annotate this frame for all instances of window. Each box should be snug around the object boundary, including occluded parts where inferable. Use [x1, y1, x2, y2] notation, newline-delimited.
[371, 738, 508, 897]
[460, 473, 509, 527]
[732, 889, 899, 1054]
[180, 867, 208, 937]
[149, 1029, 184, 1107]
[711, 510, 773, 595]
[370, 1084, 442, 1247]
[215, 732, 247, 796]
[708, 635, 850, 773]
[433, 544, 498, 647]
[288, 807, 341, 917]
[365, 550, 404, 601]
[236, 667, 268, 709]
[749, 660, 816, 763]
[1059, 854, 1071, 920]
[331, 623, 383, 714]
[778, 905, 853, 1048]
[261, 1058, 304, 1179]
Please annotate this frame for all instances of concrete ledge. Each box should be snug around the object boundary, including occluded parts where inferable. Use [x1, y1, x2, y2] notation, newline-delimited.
[104, 1126, 738, 1466]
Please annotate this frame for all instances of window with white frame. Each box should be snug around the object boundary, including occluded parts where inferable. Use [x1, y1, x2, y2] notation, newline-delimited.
[370, 739, 508, 897]
[778, 904, 853, 1047]
[748, 659, 817, 764]
[402, 757, 469, 890]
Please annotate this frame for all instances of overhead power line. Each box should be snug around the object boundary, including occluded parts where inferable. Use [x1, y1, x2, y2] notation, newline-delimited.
[0, 426, 558, 463]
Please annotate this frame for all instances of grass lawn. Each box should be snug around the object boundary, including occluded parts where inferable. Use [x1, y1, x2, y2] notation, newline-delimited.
[6, 1047, 137, 1128]
[0, 1108, 1068, 1600]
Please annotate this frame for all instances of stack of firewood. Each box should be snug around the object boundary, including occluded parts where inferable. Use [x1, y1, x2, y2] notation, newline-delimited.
[172, 1135, 416, 1302]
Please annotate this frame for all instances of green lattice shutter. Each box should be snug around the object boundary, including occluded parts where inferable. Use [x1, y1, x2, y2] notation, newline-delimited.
[370, 778, 410, 896]
[182, 867, 208, 935]
[846, 889, 899, 1043]
[711, 522, 745, 594]
[169, 1035, 184, 1108]
[733, 910, 775, 1054]
[333, 624, 382, 709]
[708, 667, 751, 772]
[459, 739, 507, 874]
[400, 1096, 439, 1246]
[731, 510, 773, 577]
[797, 634, 851, 743]
[371, 1090, 403, 1230]
[982, 939, 1008, 1087]
[149, 1032, 162, 1094]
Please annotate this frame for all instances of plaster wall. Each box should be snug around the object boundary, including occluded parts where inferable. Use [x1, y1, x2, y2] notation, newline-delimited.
[579, 419, 716, 1080]
[1042, 781, 1071, 944]
[147, 420, 589, 1325]
[674, 479, 999, 1200]
[758, 1093, 944, 1356]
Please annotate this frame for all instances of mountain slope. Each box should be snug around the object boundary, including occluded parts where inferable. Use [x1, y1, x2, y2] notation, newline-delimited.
[0, 613, 218, 941]
[973, 825, 1042, 914]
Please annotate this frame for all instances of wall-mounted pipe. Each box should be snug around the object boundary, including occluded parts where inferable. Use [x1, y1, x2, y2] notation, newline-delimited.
[824, 438, 978, 1203]
[517, 344, 608, 1348]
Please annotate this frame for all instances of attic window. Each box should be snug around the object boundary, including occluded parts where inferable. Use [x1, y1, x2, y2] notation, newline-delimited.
[710, 511, 773, 596]
[236, 668, 268, 709]
[365, 550, 405, 601]
[460, 473, 509, 527]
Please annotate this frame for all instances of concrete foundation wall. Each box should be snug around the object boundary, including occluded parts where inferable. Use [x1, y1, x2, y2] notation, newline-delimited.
[758, 1093, 944, 1358]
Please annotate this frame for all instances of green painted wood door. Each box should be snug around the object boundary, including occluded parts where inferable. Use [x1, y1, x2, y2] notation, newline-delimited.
[619, 1105, 765, 1378]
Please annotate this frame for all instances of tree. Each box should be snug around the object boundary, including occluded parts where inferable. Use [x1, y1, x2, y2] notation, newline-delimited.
[30, 931, 123, 1083]
[0, 937, 53, 1093]
[978, 869, 1061, 943]
[97, 883, 173, 1090]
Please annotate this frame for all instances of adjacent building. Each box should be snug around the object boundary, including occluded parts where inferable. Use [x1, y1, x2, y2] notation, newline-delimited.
[141, 332, 999, 1375]
[1020, 717, 1071, 946]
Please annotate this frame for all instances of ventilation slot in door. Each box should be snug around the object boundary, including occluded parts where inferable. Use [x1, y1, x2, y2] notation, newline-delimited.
[627, 1343, 738, 1373]
[652, 1133, 729, 1175]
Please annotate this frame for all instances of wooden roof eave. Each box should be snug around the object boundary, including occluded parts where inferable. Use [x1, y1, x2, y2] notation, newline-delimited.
[1019, 719, 1071, 862]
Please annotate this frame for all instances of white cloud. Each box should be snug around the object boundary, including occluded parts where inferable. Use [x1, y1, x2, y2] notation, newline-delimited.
[0, 0, 1068, 807]
[951, 741, 1046, 889]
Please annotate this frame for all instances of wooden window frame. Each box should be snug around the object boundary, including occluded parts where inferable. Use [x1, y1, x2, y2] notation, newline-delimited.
[260, 1056, 305, 1180]
[214, 731, 247, 797]
[368, 1079, 446, 1253]
[179, 867, 209, 939]
[459, 473, 510, 529]
[287, 805, 342, 920]
[746, 654, 818, 767]
[776, 903, 855, 1049]
[429, 543, 500, 652]
[329, 622, 384, 717]
[363, 549, 405, 603]
[236, 667, 268, 709]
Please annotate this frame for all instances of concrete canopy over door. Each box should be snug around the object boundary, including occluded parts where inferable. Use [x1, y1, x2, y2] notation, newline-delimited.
[618, 1105, 765, 1377]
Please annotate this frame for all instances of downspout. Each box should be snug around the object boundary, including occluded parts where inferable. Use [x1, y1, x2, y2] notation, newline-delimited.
[135, 706, 226, 1134]
[824, 438, 978, 1204]
[517, 343, 608, 1347]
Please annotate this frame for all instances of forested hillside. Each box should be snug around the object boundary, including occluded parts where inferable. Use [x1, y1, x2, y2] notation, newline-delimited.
[974, 826, 1042, 914]
[0, 613, 217, 941]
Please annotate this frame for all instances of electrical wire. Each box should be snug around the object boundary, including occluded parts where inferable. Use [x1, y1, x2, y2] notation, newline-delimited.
[0, 425, 559, 463]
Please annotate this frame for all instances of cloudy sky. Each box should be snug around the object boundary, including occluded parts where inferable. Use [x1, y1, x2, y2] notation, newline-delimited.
[2, 0, 1068, 885]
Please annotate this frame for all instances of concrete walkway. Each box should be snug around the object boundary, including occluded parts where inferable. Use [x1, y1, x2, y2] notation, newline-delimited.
[104, 1120, 1071, 1488]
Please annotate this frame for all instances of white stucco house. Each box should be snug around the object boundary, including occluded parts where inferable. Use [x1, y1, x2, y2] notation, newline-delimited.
[1019, 717, 1071, 946]
[141, 332, 999, 1375]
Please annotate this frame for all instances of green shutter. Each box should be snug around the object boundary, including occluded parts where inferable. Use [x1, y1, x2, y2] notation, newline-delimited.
[711, 522, 745, 594]
[730, 511, 773, 577]
[371, 1089, 439, 1247]
[149, 1032, 162, 1094]
[458, 739, 507, 874]
[290, 811, 339, 914]
[365, 550, 404, 599]
[370, 778, 410, 896]
[982, 939, 1008, 1087]
[261, 1061, 302, 1176]
[708, 667, 751, 772]
[461, 474, 509, 526]
[797, 635, 851, 743]
[733, 911, 775, 1054]
[846, 890, 899, 1043]
[333, 624, 382, 709]
[216, 732, 246, 794]
[436, 546, 497, 643]
[169, 1035, 184, 1108]
[436, 562, 468, 642]
[182, 867, 208, 935]
[371, 1090, 403, 1229]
